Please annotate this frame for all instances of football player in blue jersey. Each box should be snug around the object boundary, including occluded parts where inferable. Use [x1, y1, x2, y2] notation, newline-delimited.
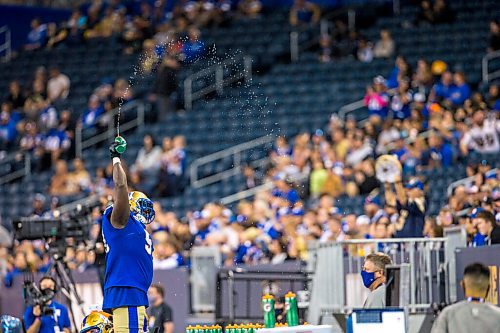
[102, 139, 155, 333]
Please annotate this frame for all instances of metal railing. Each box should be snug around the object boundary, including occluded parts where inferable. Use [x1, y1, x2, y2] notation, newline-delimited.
[75, 100, 145, 158]
[482, 50, 500, 83]
[338, 88, 399, 123]
[308, 228, 466, 323]
[189, 135, 274, 188]
[447, 167, 498, 197]
[338, 99, 366, 121]
[56, 194, 100, 214]
[0, 26, 11, 62]
[184, 54, 252, 110]
[0, 152, 31, 185]
[216, 265, 310, 322]
[219, 182, 273, 205]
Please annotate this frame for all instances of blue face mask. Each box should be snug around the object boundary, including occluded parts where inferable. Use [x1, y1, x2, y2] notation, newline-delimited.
[361, 270, 376, 288]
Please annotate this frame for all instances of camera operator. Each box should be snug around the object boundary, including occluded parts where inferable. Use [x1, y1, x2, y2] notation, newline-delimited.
[431, 262, 500, 333]
[24, 277, 71, 333]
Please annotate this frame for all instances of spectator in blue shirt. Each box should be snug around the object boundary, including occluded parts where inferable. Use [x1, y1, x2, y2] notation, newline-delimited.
[82, 95, 104, 129]
[486, 84, 498, 109]
[429, 71, 455, 102]
[0, 110, 17, 150]
[37, 128, 71, 170]
[3, 252, 30, 287]
[427, 132, 454, 168]
[391, 132, 409, 161]
[289, 0, 320, 27]
[469, 208, 487, 247]
[24, 277, 71, 333]
[272, 175, 300, 205]
[390, 78, 413, 120]
[182, 27, 205, 63]
[386, 178, 426, 238]
[447, 72, 470, 106]
[387, 56, 412, 89]
[25, 18, 48, 51]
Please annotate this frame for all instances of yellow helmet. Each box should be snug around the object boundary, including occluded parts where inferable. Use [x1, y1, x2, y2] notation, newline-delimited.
[80, 311, 113, 333]
[129, 191, 155, 224]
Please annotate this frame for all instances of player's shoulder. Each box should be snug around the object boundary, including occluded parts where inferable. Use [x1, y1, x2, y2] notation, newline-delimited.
[102, 205, 116, 230]
[103, 205, 113, 219]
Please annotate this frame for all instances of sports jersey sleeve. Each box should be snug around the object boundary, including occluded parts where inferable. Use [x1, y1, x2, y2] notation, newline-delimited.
[103, 205, 113, 223]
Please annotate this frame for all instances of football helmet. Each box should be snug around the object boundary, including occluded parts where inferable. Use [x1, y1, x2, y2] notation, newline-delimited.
[80, 311, 113, 333]
[129, 191, 155, 225]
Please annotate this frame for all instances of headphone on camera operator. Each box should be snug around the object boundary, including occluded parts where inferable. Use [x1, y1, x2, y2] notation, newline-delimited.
[24, 276, 71, 333]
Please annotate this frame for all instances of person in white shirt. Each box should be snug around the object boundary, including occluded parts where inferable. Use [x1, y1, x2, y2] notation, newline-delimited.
[47, 67, 70, 102]
[374, 29, 395, 58]
[153, 240, 183, 270]
[131, 134, 163, 175]
[460, 110, 499, 155]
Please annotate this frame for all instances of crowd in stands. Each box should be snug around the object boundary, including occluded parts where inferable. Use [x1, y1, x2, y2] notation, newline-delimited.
[1, 67, 73, 169]
[154, 46, 498, 264]
[2, 53, 498, 280]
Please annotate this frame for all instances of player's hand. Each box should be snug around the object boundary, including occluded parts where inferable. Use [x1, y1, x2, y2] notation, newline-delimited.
[109, 141, 122, 159]
[33, 305, 41, 317]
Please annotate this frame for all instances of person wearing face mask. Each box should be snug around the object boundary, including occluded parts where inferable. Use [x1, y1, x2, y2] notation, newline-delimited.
[431, 262, 500, 333]
[361, 252, 393, 308]
[24, 276, 71, 333]
[147, 284, 173, 333]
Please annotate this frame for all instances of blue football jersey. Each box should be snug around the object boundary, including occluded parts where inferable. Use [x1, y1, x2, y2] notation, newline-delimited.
[102, 206, 153, 308]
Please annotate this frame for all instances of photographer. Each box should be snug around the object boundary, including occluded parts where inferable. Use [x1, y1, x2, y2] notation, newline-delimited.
[24, 277, 71, 333]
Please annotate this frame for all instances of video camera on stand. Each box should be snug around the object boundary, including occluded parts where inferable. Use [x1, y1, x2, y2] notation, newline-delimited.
[12, 199, 102, 328]
[13, 202, 97, 245]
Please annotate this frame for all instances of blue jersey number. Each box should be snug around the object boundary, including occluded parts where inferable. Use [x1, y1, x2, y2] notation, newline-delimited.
[144, 228, 152, 255]
[103, 232, 109, 253]
[102, 229, 151, 255]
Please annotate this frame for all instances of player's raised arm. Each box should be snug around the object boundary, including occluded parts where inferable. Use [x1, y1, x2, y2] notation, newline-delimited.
[109, 139, 130, 228]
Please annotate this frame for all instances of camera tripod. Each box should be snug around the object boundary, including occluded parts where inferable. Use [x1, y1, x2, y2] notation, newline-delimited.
[45, 246, 85, 333]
